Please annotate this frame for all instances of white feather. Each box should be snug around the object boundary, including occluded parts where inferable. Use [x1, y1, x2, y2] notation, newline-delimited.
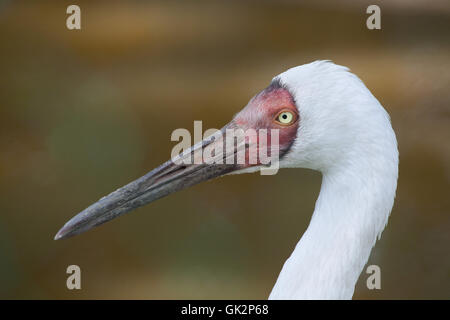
[268, 61, 399, 299]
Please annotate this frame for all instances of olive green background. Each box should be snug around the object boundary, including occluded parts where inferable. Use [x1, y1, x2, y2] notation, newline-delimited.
[0, 0, 449, 299]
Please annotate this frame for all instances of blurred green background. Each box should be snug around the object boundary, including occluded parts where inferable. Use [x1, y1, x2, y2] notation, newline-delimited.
[0, 0, 449, 299]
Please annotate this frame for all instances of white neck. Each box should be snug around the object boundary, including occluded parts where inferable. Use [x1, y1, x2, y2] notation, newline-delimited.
[269, 131, 398, 299]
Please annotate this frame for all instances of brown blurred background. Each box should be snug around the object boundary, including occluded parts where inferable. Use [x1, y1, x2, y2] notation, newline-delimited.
[0, 0, 449, 299]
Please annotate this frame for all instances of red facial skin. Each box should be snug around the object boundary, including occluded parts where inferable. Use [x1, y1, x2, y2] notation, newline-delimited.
[230, 84, 299, 167]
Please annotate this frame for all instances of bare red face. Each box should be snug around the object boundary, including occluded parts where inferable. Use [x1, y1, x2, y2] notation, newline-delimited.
[230, 81, 299, 166]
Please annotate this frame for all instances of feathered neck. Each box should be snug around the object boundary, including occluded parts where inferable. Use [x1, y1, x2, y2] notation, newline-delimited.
[269, 116, 398, 299]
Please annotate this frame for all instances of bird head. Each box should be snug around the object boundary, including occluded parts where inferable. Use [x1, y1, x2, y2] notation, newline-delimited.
[55, 61, 390, 239]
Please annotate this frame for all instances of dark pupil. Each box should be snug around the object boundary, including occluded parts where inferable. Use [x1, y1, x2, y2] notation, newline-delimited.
[282, 114, 287, 119]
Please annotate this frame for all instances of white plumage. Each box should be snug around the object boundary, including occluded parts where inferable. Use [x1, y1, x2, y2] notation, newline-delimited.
[56, 61, 399, 300]
[269, 61, 398, 299]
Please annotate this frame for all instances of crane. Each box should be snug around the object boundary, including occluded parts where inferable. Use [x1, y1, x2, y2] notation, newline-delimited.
[55, 61, 399, 299]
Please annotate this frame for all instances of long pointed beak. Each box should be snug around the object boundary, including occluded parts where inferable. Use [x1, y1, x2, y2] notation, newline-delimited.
[54, 124, 247, 240]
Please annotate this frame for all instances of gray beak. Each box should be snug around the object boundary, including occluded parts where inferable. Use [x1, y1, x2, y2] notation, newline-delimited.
[54, 125, 244, 240]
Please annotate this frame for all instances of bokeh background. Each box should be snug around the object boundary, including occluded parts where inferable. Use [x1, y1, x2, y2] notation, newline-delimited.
[0, 0, 449, 299]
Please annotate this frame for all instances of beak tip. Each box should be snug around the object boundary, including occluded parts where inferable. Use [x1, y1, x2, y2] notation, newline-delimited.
[54, 230, 64, 241]
[54, 225, 71, 240]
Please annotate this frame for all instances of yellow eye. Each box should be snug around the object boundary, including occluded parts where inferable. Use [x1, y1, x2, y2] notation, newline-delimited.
[276, 111, 294, 125]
